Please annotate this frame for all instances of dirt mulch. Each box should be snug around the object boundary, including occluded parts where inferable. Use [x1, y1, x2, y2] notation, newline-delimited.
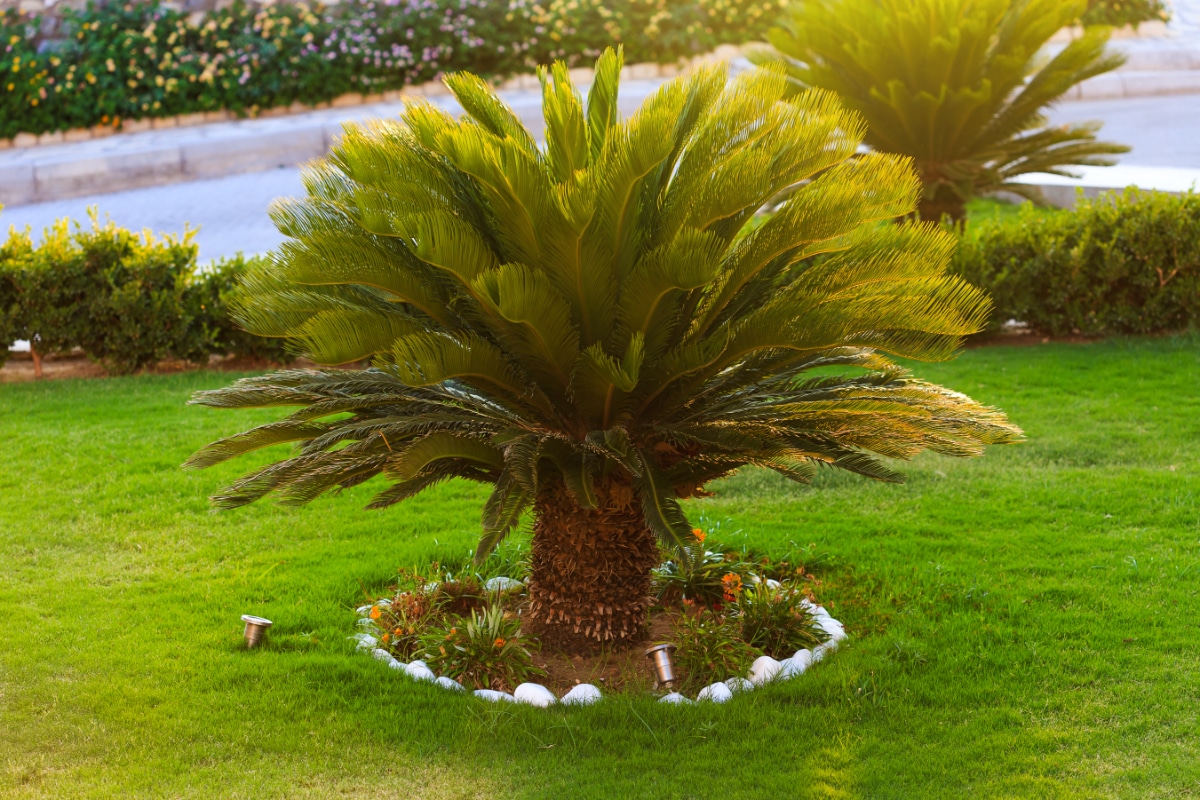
[1, 351, 296, 383]
[533, 613, 676, 697]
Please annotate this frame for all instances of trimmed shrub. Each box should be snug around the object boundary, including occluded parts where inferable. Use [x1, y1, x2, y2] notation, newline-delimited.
[953, 189, 1200, 336]
[1, 0, 785, 139]
[189, 255, 294, 363]
[0, 215, 290, 373]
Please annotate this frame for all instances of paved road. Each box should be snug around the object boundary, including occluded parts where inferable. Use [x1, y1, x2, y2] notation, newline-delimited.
[3, 92, 1197, 263]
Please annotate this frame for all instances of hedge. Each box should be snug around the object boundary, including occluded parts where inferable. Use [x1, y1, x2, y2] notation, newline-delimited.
[1082, 0, 1169, 28]
[953, 189, 1200, 336]
[1, 0, 784, 139]
[0, 213, 289, 373]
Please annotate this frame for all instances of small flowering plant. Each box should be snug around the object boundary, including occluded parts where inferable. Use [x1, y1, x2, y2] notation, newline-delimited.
[420, 604, 545, 692]
[652, 530, 758, 608]
[369, 579, 445, 659]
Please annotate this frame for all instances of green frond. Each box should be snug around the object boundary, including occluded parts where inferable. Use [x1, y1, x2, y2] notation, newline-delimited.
[187, 48, 1020, 553]
[443, 71, 540, 156]
[585, 47, 623, 161]
[385, 432, 504, 481]
[477, 473, 532, 561]
[182, 420, 329, 470]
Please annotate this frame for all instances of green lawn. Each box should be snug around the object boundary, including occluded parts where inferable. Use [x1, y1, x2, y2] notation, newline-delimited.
[2, 336, 1198, 799]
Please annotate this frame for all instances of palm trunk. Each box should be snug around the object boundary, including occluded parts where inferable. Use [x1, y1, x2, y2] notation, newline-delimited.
[31, 345, 43, 379]
[918, 186, 967, 226]
[525, 475, 661, 655]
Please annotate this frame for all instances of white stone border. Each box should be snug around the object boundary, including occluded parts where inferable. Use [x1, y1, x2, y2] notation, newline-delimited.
[349, 583, 847, 707]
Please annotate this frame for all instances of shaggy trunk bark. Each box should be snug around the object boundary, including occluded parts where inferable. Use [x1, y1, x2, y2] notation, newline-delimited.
[917, 186, 967, 226]
[31, 345, 43, 379]
[525, 475, 661, 655]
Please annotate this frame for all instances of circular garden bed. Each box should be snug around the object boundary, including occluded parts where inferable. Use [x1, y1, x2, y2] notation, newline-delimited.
[349, 535, 847, 706]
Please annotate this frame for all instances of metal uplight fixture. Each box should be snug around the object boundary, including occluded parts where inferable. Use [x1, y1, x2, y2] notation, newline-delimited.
[241, 615, 273, 648]
[645, 643, 678, 690]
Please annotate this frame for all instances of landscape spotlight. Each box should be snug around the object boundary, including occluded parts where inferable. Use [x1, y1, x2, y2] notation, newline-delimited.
[241, 615, 273, 649]
[645, 643, 678, 690]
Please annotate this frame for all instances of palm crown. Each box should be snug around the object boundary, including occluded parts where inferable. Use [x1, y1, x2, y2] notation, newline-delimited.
[755, 0, 1128, 222]
[186, 49, 1021, 652]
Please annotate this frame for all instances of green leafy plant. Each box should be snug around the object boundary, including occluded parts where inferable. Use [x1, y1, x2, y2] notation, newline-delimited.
[953, 189, 1200, 335]
[654, 536, 758, 608]
[185, 49, 1021, 655]
[671, 610, 759, 693]
[755, 0, 1128, 223]
[422, 604, 545, 691]
[735, 581, 828, 657]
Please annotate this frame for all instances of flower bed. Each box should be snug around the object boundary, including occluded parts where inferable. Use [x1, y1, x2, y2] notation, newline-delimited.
[346, 537, 848, 706]
[1, 0, 782, 140]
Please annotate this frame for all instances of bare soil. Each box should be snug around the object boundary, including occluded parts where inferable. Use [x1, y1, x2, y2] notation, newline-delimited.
[532, 612, 677, 696]
[0, 351, 293, 383]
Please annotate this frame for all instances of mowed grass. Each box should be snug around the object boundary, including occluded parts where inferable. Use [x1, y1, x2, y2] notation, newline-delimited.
[1, 336, 1198, 799]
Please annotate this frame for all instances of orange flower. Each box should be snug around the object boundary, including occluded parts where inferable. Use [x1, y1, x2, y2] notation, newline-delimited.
[693, 528, 706, 543]
[369, 606, 381, 619]
[721, 573, 743, 602]
[381, 633, 390, 643]
[494, 637, 506, 648]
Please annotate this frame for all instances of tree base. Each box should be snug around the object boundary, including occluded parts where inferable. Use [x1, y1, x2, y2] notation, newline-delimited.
[524, 476, 662, 656]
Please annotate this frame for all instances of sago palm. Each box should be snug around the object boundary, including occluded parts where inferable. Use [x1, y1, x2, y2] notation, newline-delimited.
[185, 49, 1021, 654]
[754, 0, 1129, 222]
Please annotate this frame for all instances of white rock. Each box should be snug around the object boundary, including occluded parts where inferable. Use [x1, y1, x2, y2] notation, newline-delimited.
[474, 689, 515, 703]
[816, 616, 847, 642]
[387, 660, 408, 671]
[355, 605, 372, 615]
[513, 682, 558, 707]
[697, 682, 734, 703]
[370, 648, 394, 663]
[766, 579, 782, 590]
[725, 677, 754, 694]
[350, 634, 377, 650]
[356, 617, 377, 628]
[811, 643, 829, 662]
[749, 655, 783, 685]
[484, 576, 524, 592]
[560, 684, 603, 706]
[789, 649, 814, 673]
[405, 663, 436, 682]
[658, 692, 695, 705]
[435, 676, 465, 691]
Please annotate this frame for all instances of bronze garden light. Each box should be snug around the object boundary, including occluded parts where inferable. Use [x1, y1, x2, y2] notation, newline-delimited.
[241, 615, 273, 648]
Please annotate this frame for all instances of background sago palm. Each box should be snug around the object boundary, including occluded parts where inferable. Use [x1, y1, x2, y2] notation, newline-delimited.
[755, 0, 1128, 223]
[186, 49, 1022, 654]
